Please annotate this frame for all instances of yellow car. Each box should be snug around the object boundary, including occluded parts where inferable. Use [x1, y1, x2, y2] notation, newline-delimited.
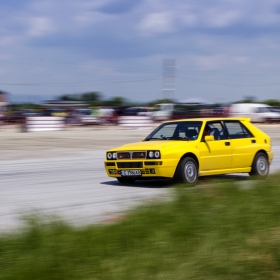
[104, 118, 274, 184]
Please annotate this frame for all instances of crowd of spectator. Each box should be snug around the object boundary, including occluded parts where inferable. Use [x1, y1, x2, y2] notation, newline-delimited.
[0, 104, 233, 127]
[0, 106, 120, 126]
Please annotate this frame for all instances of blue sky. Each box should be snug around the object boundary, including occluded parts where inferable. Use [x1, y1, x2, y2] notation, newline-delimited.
[1, 0, 280, 104]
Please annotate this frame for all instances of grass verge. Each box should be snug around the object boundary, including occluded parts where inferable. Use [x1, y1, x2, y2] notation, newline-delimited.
[1, 173, 280, 279]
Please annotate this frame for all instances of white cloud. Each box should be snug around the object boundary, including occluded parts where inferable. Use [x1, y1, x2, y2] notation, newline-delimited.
[257, 38, 280, 50]
[179, 12, 197, 27]
[0, 36, 21, 47]
[77, 0, 113, 10]
[73, 11, 112, 27]
[232, 56, 250, 64]
[202, 8, 242, 28]
[26, 17, 55, 37]
[194, 54, 226, 70]
[137, 12, 174, 35]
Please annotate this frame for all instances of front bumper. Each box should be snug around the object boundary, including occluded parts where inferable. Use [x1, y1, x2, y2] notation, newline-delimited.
[104, 159, 178, 178]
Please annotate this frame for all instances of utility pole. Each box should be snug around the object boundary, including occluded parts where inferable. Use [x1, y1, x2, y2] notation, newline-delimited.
[162, 59, 176, 100]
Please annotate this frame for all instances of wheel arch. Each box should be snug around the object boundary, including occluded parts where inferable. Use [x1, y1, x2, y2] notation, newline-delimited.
[178, 152, 199, 170]
[250, 149, 270, 177]
[173, 153, 199, 183]
[252, 149, 268, 165]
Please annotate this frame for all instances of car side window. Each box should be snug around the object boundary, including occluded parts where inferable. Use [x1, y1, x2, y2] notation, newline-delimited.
[204, 122, 225, 140]
[224, 121, 253, 139]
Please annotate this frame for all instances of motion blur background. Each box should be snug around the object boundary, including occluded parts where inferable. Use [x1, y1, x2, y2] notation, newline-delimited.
[1, 0, 280, 105]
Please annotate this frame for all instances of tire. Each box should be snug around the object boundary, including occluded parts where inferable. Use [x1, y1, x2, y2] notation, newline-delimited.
[249, 152, 269, 178]
[117, 177, 136, 184]
[174, 157, 198, 184]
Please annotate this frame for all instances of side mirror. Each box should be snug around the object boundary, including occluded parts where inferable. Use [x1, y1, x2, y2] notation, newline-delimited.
[205, 135, 214, 142]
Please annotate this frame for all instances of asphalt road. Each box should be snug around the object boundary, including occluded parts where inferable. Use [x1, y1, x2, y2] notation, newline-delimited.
[0, 124, 279, 231]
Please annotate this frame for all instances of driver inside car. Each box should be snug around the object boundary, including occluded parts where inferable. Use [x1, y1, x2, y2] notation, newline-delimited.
[202, 124, 215, 141]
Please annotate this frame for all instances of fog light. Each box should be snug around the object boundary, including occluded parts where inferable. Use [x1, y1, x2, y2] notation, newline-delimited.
[150, 169, 155, 174]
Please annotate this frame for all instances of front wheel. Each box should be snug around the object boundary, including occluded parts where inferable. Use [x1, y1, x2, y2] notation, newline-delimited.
[117, 177, 136, 184]
[249, 152, 269, 178]
[174, 157, 198, 184]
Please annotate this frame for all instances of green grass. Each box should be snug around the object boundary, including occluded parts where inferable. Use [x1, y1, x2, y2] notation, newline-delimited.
[1, 174, 280, 279]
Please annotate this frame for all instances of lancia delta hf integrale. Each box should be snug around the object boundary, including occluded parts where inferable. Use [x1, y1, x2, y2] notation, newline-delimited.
[104, 118, 273, 184]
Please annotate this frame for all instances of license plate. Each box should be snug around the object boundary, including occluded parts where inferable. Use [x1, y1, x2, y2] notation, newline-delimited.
[120, 170, 142, 176]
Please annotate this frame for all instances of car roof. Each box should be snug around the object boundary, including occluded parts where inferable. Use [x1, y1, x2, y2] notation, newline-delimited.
[163, 117, 251, 123]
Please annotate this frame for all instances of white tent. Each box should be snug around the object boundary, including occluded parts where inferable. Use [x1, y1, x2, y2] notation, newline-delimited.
[177, 98, 213, 106]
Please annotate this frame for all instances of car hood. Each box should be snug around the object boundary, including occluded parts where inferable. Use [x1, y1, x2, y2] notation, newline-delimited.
[112, 140, 195, 151]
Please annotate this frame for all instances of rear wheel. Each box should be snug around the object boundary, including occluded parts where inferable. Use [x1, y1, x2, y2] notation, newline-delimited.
[249, 152, 269, 178]
[117, 177, 136, 184]
[174, 157, 198, 184]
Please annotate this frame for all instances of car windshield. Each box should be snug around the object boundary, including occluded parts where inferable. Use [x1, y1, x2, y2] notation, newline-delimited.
[257, 107, 271, 113]
[144, 121, 202, 141]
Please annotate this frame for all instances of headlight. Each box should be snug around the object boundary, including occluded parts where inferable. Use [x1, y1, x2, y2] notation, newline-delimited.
[147, 150, 161, 159]
[107, 151, 117, 160]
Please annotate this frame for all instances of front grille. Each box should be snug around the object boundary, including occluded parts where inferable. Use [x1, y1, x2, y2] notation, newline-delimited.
[117, 162, 143, 168]
[132, 152, 146, 159]
[117, 152, 131, 159]
[117, 151, 147, 160]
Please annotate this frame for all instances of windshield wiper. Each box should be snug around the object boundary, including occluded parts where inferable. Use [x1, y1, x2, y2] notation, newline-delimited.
[145, 137, 166, 141]
[145, 137, 189, 141]
[167, 137, 189, 141]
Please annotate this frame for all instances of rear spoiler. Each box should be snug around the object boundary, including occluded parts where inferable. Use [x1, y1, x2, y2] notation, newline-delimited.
[240, 117, 251, 122]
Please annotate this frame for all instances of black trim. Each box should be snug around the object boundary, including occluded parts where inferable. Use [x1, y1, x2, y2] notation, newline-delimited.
[106, 162, 116, 166]
[144, 161, 162, 166]
[117, 162, 143, 168]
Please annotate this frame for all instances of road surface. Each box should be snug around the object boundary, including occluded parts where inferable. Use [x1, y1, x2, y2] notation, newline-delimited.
[0, 124, 279, 231]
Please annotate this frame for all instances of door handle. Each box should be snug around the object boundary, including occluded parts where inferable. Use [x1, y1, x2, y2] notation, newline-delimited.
[251, 139, 256, 143]
[225, 142, 230, 146]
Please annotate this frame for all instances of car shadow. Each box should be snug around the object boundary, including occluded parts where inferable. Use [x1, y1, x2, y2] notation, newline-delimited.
[101, 178, 174, 188]
[101, 174, 251, 189]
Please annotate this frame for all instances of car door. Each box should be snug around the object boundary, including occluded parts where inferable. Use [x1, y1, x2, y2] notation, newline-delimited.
[223, 120, 256, 169]
[198, 122, 232, 171]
